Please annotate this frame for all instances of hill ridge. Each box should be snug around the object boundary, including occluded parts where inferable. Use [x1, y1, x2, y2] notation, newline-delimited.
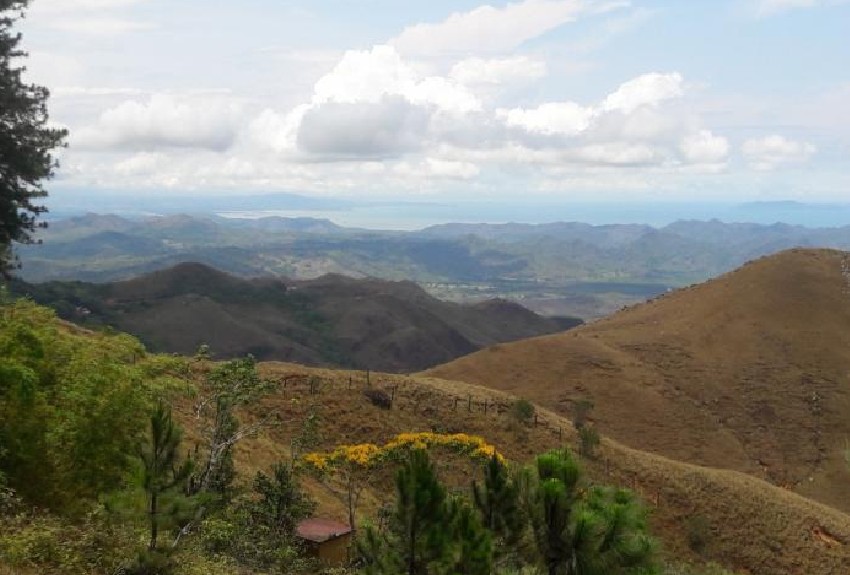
[424, 248, 850, 514]
[12, 262, 582, 372]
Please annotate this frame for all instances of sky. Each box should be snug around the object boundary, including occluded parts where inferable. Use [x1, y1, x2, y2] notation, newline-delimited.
[15, 0, 850, 203]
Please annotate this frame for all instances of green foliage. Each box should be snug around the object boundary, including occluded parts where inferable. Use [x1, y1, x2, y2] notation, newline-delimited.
[0, 0, 68, 276]
[198, 461, 315, 573]
[291, 404, 323, 461]
[522, 449, 658, 575]
[250, 462, 316, 537]
[190, 356, 275, 497]
[473, 453, 525, 558]
[0, 505, 138, 575]
[360, 449, 454, 575]
[580, 485, 657, 574]
[124, 548, 178, 575]
[139, 402, 195, 551]
[0, 298, 184, 511]
[360, 449, 497, 575]
[444, 495, 493, 575]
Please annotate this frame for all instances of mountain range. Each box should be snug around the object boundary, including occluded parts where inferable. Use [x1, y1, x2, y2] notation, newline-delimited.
[21, 213, 850, 319]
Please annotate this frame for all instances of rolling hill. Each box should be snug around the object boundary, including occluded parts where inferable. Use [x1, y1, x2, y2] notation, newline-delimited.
[424, 248, 850, 514]
[11, 262, 580, 372]
[183, 361, 850, 575]
[3, 296, 850, 575]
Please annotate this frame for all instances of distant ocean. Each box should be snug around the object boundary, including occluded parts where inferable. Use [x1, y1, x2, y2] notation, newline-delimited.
[216, 201, 850, 231]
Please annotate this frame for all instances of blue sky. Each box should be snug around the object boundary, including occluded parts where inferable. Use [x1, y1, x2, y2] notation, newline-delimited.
[17, 0, 850, 202]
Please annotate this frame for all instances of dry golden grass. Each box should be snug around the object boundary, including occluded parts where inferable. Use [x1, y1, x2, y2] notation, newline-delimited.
[173, 359, 850, 575]
[425, 248, 850, 517]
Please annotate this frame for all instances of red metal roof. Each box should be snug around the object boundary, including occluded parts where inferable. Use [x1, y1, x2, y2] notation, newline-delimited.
[296, 518, 352, 543]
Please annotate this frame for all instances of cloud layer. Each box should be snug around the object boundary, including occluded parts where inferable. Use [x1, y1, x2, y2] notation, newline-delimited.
[34, 0, 833, 198]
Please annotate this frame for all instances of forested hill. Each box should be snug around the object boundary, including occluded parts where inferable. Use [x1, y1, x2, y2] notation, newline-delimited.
[11, 262, 580, 372]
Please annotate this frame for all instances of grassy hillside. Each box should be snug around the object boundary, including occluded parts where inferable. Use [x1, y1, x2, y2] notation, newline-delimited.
[12, 262, 580, 372]
[425, 248, 850, 514]
[2, 298, 849, 575]
[178, 361, 850, 575]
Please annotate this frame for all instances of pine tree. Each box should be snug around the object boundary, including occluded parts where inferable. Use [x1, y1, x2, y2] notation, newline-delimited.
[472, 453, 524, 552]
[525, 450, 582, 575]
[359, 449, 453, 575]
[394, 448, 452, 574]
[522, 449, 658, 575]
[578, 486, 658, 575]
[445, 495, 493, 575]
[0, 1, 68, 276]
[139, 402, 194, 551]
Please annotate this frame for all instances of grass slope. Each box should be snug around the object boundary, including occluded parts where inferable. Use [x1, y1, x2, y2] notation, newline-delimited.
[424, 248, 850, 514]
[180, 361, 850, 575]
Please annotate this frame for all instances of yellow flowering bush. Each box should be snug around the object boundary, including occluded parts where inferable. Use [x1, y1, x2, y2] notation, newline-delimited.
[303, 432, 503, 473]
[302, 432, 504, 533]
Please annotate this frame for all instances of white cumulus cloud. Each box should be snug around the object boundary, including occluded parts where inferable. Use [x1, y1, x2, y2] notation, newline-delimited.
[600, 72, 685, 114]
[498, 102, 593, 136]
[74, 94, 243, 151]
[496, 71, 688, 144]
[296, 96, 430, 158]
[449, 56, 547, 86]
[680, 130, 729, 164]
[312, 45, 481, 113]
[253, 45, 482, 160]
[742, 134, 816, 170]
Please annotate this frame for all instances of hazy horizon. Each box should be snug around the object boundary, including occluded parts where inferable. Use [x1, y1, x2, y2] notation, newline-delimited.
[43, 191, 850, 231]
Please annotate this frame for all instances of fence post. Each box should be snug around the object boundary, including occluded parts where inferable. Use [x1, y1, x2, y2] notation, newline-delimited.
[468, 395, 472, 412]
[558, 426, 562, 441]
[484, 401, 488, 415]
[534, 413, 538, 427]
[454, 397, 459, 411]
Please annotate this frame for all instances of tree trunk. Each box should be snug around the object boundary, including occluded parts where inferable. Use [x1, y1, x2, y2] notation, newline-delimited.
[149, 491, 158, 550]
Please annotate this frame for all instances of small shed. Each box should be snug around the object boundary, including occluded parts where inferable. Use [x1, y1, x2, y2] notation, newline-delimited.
[296, 518, 352, 566]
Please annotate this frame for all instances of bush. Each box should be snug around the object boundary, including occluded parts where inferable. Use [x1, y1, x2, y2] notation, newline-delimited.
[578, 426, 600, 459]
[510, 399, 535, 426]
[686, 514, 711, 554]
[198, 461, 315, 572]
[124, 549, 177, 575]
[0, 506, 136, 575]
[572, 398, 594, 429]
[363, 388, 392, 409]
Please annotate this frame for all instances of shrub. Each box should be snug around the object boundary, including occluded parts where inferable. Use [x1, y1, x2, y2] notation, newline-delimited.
[686, 514, 711, 554]
[124, 549, 177, 575]
[510, 399, 535, 426]
[578, 426, 600, 459]
[363, 388, 392, 409]
[572, 398, 594, 429]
